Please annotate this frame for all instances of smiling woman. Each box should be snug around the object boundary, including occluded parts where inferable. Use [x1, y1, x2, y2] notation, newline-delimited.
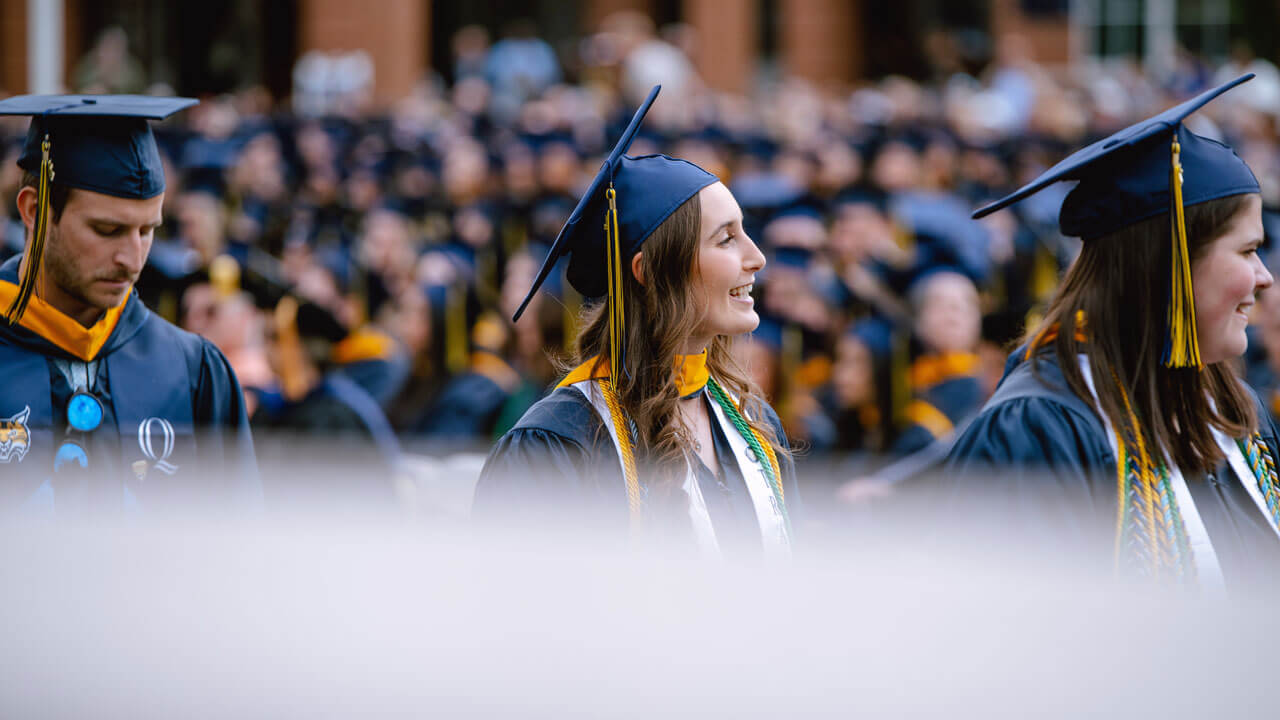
[475, 87, 797, 556]
[946, 75, 1280, 588]
[1191, 194, 1272, 365]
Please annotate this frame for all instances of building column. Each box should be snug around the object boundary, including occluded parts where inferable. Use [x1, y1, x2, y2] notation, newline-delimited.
[990, 0, 1069, 65]
[778, 0, 861, 88]
[683, 0, 757, 95]
[1, 0, 28, 93]
[297, 0, 428, 107]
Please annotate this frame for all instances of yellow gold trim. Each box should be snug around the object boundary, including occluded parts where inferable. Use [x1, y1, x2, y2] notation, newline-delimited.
[904, 399, 954, 440]
[908, 352, 979, 390]
[558, 352, 710, 398]
[331, 327, 395, 365]
[0, 280, 127, 361]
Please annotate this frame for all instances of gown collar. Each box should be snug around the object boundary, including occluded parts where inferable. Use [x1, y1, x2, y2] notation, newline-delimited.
[558, 349, 710, 399]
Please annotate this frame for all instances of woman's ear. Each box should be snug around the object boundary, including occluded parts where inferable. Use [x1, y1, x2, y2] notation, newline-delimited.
[631, 251, 645, 286]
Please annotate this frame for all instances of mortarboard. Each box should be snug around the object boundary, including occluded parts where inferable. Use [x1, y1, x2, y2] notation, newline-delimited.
[0, 94, 197, 324]
[972, 74, 1260, 369]
[833, 186, 889, 213]
[847, 316, 894, 359]
[513, 85, 717, 382]
[894, 191, 992, 285]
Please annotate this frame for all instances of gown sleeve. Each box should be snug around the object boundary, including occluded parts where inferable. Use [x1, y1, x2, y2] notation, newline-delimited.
[191, 338, 263, 510]
[472, 389, 629, 530]
[942, 395, 1117, 556]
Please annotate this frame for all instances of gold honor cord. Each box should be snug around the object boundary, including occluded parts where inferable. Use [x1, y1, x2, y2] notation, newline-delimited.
[1166, 137, 1202, 369]
[6, 134, 52, 325]
[1111, 369, 1195, 579]
[600, 380, 643, 526]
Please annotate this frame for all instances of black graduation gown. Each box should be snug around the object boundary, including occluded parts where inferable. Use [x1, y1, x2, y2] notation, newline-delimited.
[894, 369, 985, 456]
[945, 348, 1280, 585]
[0, 255, 260, 513]
[475, 384, 799, 552]
[251, 374, 401, 509]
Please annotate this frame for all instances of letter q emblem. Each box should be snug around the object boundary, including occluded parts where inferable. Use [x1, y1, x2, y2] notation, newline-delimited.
[137, 417, 178, 476]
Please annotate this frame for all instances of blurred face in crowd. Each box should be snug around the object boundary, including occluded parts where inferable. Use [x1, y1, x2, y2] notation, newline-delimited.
[502, 145, 538, 200]
[295, 124, 335, 172]
[178, 190, 226, 265]
[1192, 193, 1272, 365]
[538, 142, 580, 195]
[913, 271, 981, 355]
[833, 334, 875, 409]
[359, 209, 416, 284]
[444, 140, 489, 204]
[764, 215, 826, 251]
[18, 186, 162, 327]
[343, 169, 382, 212]
[831, 202, 892, 266]
[233, 133, 286, 202]
[688, 182, 766, 349]
[181, 283, 259, 357]
[814, 140, 862, 195]
[454, 205, 495, 249]
[870, 141, 921, 191]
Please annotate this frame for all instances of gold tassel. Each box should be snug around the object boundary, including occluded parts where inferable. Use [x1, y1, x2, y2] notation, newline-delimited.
[6, 134, 53, 325]
[1165, 137, 1202, 369]
[605, 185, 624, 386]
[445, 280, 468, 374]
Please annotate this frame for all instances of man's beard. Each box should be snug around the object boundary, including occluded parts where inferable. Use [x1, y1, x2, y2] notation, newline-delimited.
[41, 227, 106, 311]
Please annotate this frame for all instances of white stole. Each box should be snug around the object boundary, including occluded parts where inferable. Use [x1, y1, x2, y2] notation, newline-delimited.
[1078, 359, 1234, 586]
[568, 379, 791, 558]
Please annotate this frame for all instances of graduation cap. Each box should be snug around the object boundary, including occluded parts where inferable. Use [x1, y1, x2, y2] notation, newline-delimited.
[972, 74, 1260, 369]
[0, 94, 198, 324]
[512, 85, 718, 382]
[846, 316, 893, 359]
[180, 136, 239, 197]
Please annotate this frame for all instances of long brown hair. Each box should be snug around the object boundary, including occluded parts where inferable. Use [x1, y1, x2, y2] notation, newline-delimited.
[1031, 193, 1257, 472]
[568, 191, 786, 482]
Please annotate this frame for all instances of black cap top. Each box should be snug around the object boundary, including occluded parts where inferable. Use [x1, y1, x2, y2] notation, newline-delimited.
[972, 75, 1258, 240]
[512, 86, 717, 321]
[0, 94, 197, 200]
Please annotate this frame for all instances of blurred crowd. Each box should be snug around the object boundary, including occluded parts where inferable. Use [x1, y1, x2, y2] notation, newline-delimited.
[7, 16, 1280, 489]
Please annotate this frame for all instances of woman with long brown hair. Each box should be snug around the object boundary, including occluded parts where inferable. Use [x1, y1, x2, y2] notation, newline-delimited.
[947, 75, 1280, 585]
[475, 88, 796, 554]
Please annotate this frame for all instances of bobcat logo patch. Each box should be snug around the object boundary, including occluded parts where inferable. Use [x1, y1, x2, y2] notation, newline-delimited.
[0, 406, 31, 463]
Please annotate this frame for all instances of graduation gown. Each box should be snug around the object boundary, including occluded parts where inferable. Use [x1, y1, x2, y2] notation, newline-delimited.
[250, 373, 401, 509]
[0, 255, 260, 513]
[893, 352, 985, 455]
[946, 347, 1280, 585]
[475, 383, 799, 553]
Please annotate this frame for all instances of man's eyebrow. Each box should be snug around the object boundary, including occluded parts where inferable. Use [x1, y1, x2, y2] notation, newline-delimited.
[86, 216, 163, 228]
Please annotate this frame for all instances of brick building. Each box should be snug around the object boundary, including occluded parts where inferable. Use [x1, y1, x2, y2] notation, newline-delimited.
[1, 0, 1274, 103]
